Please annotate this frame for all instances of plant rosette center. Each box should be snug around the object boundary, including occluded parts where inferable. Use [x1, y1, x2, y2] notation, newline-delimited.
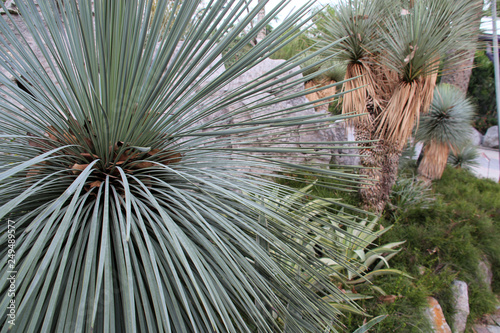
[28, 125, 181, 193]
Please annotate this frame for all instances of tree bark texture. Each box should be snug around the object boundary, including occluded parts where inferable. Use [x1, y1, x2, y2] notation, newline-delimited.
[256, 1, 266, 43]
[355, 115, 401, 214]
[417, 141, 450, 180]
[439, 0, 484, 95]
[440, 50, 476, 95]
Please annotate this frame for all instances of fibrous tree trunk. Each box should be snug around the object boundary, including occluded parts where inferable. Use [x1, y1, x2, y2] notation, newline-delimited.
[356, 118, 402, 213]
[304, 79, 337, 112]
[256, 0, 266, 43]
[346, 62, 402, 214]
[439, 0, 484, 95]
[417, 141, 450, 180]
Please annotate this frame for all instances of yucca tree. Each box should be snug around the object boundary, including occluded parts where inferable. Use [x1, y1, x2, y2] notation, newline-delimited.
[0, 0, 373, 332]
[303, 57, 347, 112]
[417, 84, 475, 180]
[315, 0, 481, 212]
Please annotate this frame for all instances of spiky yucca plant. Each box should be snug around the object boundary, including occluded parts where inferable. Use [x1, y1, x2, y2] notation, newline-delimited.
[303, 57, 346, 112]
[447, 144, 480, 170]
[315, 0, 480, 212]
[417, 84, 475, 180]
[315, 0, 389, 123]
[0, 0, 372, 332]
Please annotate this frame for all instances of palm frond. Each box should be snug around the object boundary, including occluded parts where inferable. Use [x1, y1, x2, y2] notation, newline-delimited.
[314, 0, 390, 63]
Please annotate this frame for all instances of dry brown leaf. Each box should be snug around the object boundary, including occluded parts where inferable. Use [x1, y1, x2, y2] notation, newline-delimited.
[27, 135, 46, 149]
[148, 148, 161, 156]
[47, 126, 60, 141]
[404, 45, 418, 64]
[117, 152, 130, 162]
[71, 163, 89, 174]
[378, 295, 401, 304]
[163, 152, 182, 165]
[89, 180, 102, 188]
[427, 247, 438, 255]
[133, 162, 155, 169]
[81, 152, 98, 161]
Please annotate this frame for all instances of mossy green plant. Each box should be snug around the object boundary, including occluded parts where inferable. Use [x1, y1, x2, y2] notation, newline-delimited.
[382, 167, 500, 325]
[301, 166, 500, 331]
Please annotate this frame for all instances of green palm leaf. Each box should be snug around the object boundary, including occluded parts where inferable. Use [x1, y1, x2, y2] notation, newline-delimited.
[0, 0, 369, 332]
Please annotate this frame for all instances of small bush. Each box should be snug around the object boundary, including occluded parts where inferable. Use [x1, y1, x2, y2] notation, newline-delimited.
[388, 176, 436, 215]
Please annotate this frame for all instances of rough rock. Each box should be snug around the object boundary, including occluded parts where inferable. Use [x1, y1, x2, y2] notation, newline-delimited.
[470, 127, 483, 146]
[451, 280, 469, 333]
[478, 258, 493, 291]
[414, 141, 424, 159]
[473, 325, 500, 333]
[479, 306, 500, 327]
[424, 297, 452, 333]
[188, 58, 358, 167]
[483, 126, 499, 148]
[492, 306, 500, 326]
[328, 122, 360, 167]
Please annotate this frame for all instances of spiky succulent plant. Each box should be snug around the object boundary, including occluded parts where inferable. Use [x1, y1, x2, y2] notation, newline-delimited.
[447, 143, 480, 170]
[0, 0, 373, 332]
[311, 0, 480, 211]
[417, 83, 475, 179]
[416, 84, 475, 147]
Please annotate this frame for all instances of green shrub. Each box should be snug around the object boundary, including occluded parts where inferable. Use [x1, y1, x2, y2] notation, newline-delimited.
[383, 167, 500, 323]
[388, 176, 436, 215]
[306, 166, 500, 330]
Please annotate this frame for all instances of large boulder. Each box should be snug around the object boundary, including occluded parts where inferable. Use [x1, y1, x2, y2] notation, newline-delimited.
[188, 57, 358, 167]
[470, 127, 483, 146]
[328, 122, 360, 167]
[483, 126, 499, 148]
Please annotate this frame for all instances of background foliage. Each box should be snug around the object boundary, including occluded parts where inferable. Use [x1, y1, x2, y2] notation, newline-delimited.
[468, 51, 498, 133]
